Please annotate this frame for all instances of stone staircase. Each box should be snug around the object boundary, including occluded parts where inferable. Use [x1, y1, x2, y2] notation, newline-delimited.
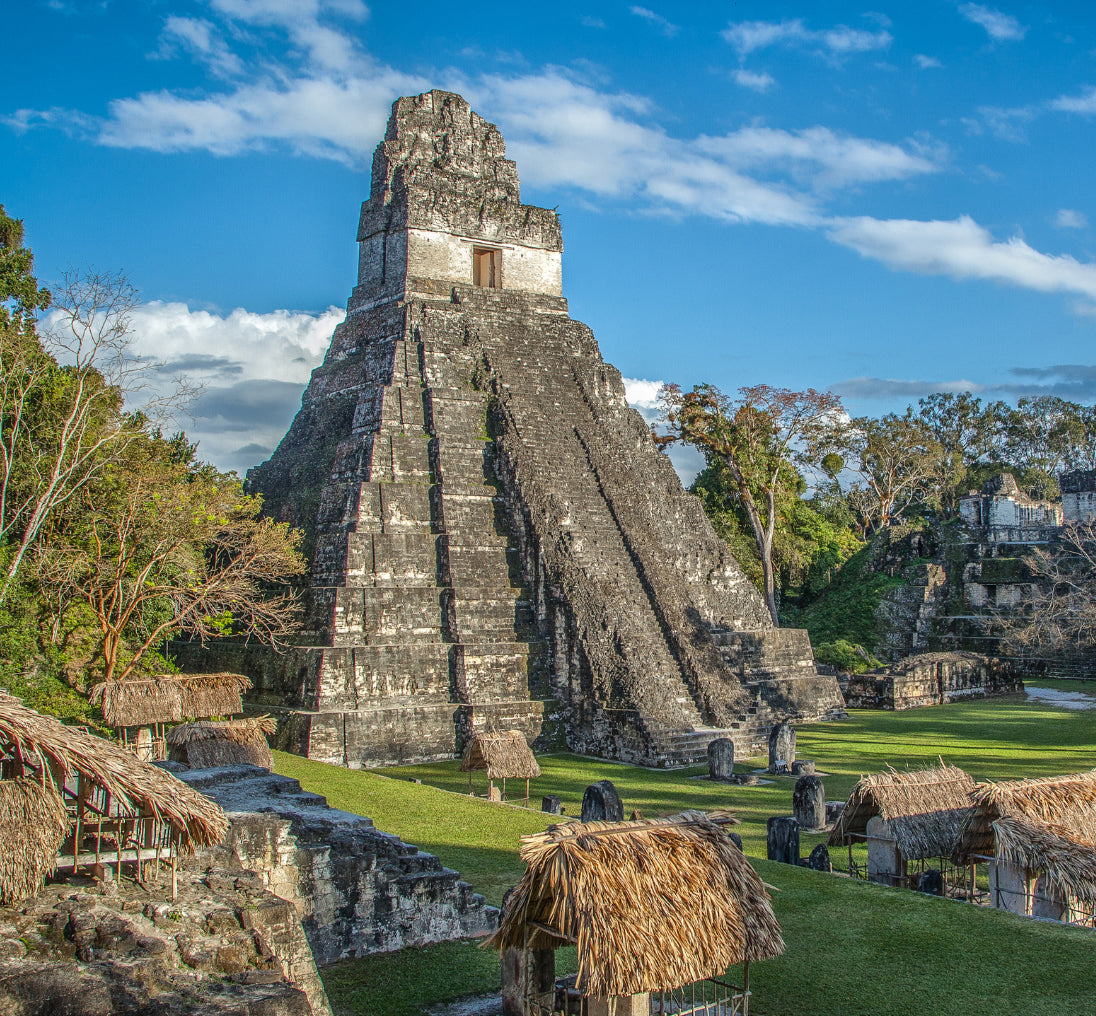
[175, 764, 497, 963]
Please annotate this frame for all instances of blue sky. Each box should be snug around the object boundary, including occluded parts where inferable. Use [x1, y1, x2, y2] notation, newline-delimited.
[4, 1, 1096, 476]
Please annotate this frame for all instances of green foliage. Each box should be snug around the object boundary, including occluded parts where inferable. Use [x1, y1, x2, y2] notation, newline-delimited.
[0, 556, 97, 724]
[38, 426, 305, 683]
[785, 542, 904, 654]
[693, 461, 862, 605]
[813, 638, 883, 674]
[0, 206, 50, 331]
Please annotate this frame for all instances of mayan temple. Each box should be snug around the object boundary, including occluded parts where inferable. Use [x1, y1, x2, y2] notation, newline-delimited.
[227, 90, 844, 768]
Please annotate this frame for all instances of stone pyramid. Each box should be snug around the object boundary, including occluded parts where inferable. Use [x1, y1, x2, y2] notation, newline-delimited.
[229, 90, 844, 768]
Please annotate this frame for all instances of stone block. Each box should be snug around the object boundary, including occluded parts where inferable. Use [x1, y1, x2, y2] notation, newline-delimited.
[806, 844, 832, 871]
[766, 816, 799, 865]
[581, 780, 623, 823]
[707, 738, 735, 780]
[769, 722, 796, 771]
[793, 775, 826, 830]
[866, 815, 904, 886]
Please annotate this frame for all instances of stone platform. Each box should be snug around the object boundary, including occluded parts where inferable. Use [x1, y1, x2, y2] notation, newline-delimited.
[173, 764, 497, 964]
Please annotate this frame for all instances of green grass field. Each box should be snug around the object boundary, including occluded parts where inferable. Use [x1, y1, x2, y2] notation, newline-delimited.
[274, 683, 1096, 1016]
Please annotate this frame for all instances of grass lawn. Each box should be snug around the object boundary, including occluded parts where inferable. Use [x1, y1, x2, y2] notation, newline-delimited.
[274, 683, 1096, 1016]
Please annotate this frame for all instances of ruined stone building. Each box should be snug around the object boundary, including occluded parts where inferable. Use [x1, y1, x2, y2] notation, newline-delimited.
[1060, 469, 1096, 524]
[217, 90, 843, 768]
[959, 473, 1062, 544]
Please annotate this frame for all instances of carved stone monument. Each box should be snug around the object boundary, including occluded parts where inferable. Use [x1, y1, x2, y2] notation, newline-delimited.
[769, 722, 797, 772]
[581, 780, 624, 823]
[707, 737, 735, 780]
[198, 90, 844, 768]
[766, 816, 800, 865]
[793, 774, 826, 831]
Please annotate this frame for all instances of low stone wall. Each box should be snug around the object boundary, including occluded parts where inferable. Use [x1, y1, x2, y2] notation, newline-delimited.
[176, 765, 498, 966]
[844, 652, 1024, 710]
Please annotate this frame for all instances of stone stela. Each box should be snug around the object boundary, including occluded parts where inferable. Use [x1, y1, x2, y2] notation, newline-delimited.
[195, 90, 845, 768]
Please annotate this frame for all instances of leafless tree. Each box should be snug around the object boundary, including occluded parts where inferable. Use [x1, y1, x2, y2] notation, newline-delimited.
[993, 522, 1096, 656]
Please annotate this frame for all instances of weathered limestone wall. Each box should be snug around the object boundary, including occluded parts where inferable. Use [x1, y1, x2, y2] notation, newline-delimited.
[844, 651, 1024, 710]
[226, 89, 843, 768]
[0, 818, 334, 1016]
[177, 765, 498, 965]
[1061, 469, 1096, 523]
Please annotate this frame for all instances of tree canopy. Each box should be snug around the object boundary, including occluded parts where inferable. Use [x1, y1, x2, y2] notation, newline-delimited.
[0, 207, 305, 717]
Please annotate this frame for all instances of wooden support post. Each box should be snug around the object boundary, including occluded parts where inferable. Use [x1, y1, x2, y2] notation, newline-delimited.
[170, 836, 177, 901]
[73, 808, 82, 874]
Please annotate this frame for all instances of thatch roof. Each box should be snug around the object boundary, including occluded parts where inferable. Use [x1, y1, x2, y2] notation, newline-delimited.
[0, 698, 227, 852]
[990, 815, 1096, 906]
[828, 764, 976, 860]
[460, 730, 541, 780]
[90, 673, 250, 728]
[166, 715, 275, 770]
[489, 810, 783, 998]
[954, 770, 1096, 862]
[0, 778, 67, 905]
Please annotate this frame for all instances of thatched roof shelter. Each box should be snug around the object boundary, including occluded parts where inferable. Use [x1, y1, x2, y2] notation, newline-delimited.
[0, 778, 67, 905]
[489, 810, 783, 998]
[460, 730, 541, 780]
[166, 715, 275, 770]
[988, 815, 1096, 907]
[90, 674, 250, 728]
[828, 763, 976, 860]
[954, 770, 1096, 867]
[0, 698, 228, 852]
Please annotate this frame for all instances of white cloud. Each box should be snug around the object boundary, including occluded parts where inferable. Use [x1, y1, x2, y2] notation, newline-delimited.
[721, 18, 891, 60]
[620, 377, 703, 483]
[696, 126, 939, 191]
[9, 3, 937, 231]
[156, 16, 244, 78]
[460, 72, 823, 226]
[1050, 86, 1096, 114]
[629, 6, 678, 38]
[98, 70, 425, 162]
[833, 365, 1096, 403]
[119, 301, 342, 473]
[3, 105, 96, 136]
[828, 214, 1096, 311]
[1056, 209, 1088, 230]
[732, 69, 775, 92]
[965, 104, 1033, 141]
[831, 376, 984, 399]
[958, 4, 1026, 42]
[623, 377, 664, 410]
[914, 54, 942, 69]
